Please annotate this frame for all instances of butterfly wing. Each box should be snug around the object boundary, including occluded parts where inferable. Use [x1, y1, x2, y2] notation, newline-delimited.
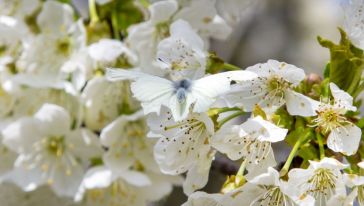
[191, 70, 257, 113]
[106, 68, 176, 115]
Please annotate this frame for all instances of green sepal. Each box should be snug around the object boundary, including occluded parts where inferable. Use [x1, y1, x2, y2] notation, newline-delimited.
[271, 107, 294, 130]
[90, 157, 104, 167]
[252, 105, 267, 120]
[318, 28, 364, 95]
[323, 63, 330, 79]
[206, 52, 225, 74]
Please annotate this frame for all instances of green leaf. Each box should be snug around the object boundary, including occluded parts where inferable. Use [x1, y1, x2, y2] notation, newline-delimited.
[318, 28, 364, 95]
[98, 0, 144, 38]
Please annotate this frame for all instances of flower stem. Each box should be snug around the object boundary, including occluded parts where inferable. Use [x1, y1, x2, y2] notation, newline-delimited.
[316, 133, 325, 160]
[89, 0, 99, 24]
[224, 63, 241, 71]
[111, 10, 121, 39]
[280, 129, 312, 177]
[217, 111, 245, 129]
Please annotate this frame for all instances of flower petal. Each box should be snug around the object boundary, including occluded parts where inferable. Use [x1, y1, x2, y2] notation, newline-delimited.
[285, 89, 320, 117]
[327, 124, 361, 156]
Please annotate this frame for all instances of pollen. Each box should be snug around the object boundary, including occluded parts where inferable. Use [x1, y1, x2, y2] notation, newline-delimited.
[305, 168, 337, 201]
[311, 103, 350, 133]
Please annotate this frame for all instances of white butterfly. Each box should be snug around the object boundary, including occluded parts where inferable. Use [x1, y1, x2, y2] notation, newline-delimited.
[106, 68, 257, 121]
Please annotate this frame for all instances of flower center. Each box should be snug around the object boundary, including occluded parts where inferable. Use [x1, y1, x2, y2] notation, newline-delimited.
[311, 104, 349, 133]
[56, 37, 72, 56]
[266, 76, 290, 98]
[46, 136, 65, 157]
[305, 168, 337, 201]
[163, 116, 203, 134]
[110, 120, 148, 166]
[155, 22, 170, 40]
[253, 186, 295, 206]
[85, 180, 139, 206]
[125, 120, 146, 138]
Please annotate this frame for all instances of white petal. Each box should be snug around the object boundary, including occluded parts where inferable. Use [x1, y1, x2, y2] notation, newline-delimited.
[50, 164, 84, 197]
[226, 183, 265, 206]
[268, 60, 306, 85]
[88, 39, 136, 64]
[34, 103, 71, 136]
[182, 191, 224, 206]
[251, 116, 288, 142]
[211, 124, 245, 160]
[285, 89, 320, 117]
[327, 124, 361, 155]
[308, 157, 348, 170]
[37, 1, 74, 33]
[246, 149, 277, 180]
[2, 118, 41, 153]
[2, 166, 44, 192]
[66, 129, 103, 161]
[118, 170, 152, 187]
[150, 0, 178, 24]
[330, 82, 357, 111]
[183, 151, 214, 195]
[343, 173, 364, 188]
[169, 19, 204, 50]
[82, 166, 113, 189]
[358, 161, 364, 169]
[249, 167, 280, 186]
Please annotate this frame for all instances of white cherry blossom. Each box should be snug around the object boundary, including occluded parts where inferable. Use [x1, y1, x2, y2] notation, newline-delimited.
[100, 111, 159, 174]
[17, 1, 86, 75]
[174, 0, 232, 41]
[147, 107, 215, 194]
[342, 0, 364, 49]
[2, 104, 102, 197]
[82, 76, 137, 131]
[127, 0, 178, 75]
[286, 83, 361, 155]
[88, 38, 137, 68]
[341, 162, 364, 206]
[224, 59, 306, 113]
[157, 20, 206, 79]
[212, 116, 287, 178]
[0, 0, 40, 20]
[78, 166, 177, 206]
[232, 167, 304, 206]
[287, 157, 347, 206]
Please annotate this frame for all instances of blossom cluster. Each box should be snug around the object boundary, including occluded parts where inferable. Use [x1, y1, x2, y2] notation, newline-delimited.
[1, 0, 364, 206]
